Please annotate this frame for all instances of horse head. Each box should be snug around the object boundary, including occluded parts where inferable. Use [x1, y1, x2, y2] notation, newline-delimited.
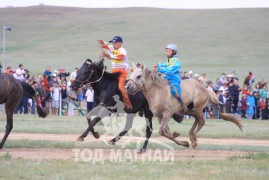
[71, 59, 96, 91]
[125, 64, 153, 94]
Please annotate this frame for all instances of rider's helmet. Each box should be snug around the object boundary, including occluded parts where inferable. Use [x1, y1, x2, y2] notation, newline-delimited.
[166, 44, 178, 53]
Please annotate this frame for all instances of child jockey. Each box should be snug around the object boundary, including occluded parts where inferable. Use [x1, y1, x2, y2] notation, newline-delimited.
[157, 44, 187, 112]
[98, 36, 133, 110]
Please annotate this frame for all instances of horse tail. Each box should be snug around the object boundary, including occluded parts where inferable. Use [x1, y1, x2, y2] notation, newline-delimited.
[207, 89, 243, 131]
[20, 81, 49, 118]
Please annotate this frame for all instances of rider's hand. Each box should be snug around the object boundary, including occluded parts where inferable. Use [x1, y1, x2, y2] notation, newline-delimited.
[98, 39, 106, 46]
[153, 65, 158, 73]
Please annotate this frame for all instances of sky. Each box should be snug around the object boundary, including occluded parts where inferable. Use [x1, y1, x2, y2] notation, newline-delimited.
[1, 0, 269, 9]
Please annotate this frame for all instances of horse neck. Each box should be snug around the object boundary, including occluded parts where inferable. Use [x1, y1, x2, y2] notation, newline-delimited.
[90, 70, 119, 97]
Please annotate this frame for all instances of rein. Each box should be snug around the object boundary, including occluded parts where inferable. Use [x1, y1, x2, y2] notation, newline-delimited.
[73, 66, 106, 87]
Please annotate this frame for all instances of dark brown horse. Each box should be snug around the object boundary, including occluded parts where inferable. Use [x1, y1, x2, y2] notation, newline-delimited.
[0, 73, 49, 149]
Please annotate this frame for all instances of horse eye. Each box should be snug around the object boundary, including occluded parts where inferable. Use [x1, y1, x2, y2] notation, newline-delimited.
[137, 75, 141, 79]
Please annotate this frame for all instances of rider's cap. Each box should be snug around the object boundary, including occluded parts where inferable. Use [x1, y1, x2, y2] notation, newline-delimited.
[109, 36, 123, 43]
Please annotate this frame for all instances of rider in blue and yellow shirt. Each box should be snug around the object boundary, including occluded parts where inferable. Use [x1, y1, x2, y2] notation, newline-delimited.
[157, 44, 187, 112]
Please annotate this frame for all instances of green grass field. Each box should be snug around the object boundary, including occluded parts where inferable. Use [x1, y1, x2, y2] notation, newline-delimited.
[0, 6, 269, 82]
[1, 114, 269, 179]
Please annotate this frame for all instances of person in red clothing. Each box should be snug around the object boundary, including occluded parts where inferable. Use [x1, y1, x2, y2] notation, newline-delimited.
[242, 85, 249, 96]
[43, 74, 51, 112]
[5, 66, 12, 75]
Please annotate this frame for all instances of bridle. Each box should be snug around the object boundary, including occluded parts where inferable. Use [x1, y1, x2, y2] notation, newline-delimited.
[73, 66, 105, 87]
[127, 78, 150, 96]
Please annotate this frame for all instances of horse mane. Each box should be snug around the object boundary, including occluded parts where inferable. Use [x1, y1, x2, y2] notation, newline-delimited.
[151, 73, 169, 87]
[91, 63, 120, 81]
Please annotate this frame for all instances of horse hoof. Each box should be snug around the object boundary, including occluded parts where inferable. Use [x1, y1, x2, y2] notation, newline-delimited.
[77, 137, 84, 141]
[137, 148, 146, 154]
[183, 141, 190, 148]
[191, 141, 197, 149]
[93, 132, 100, 139]
[108, 140, 115, 145]
[172, 132, 180, 138]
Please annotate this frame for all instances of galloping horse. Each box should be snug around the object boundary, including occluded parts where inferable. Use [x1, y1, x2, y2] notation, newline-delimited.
[125, 67, 243, 148]
[0, 73, 49, 148]
[71, 59, 184, 153]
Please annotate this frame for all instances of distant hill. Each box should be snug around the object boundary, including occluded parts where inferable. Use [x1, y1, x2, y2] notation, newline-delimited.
[0, 6, 268, 82]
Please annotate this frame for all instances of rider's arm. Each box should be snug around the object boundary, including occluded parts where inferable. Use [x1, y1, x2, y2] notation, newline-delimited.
[99, 40, 125, 61]
[158, 60, 181, 75]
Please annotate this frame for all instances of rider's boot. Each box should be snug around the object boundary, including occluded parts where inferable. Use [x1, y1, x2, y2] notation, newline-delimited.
[177, 95, 188, 113]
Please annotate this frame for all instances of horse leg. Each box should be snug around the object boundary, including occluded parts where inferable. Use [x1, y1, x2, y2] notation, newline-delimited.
[85, 105, 103, 139]
[182, 109, 199, 148]
[159, 112, 189, 147]
[138, 109, 153, 154]
[191, 112, 205, 147]
[77, 106, 110, 141]
[108, 113, 135, 145]
[0, 110, 13, 149]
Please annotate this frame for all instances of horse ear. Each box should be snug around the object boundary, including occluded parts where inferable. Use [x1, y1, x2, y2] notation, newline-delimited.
[144, 68, 151, 79]
[96, 58, 104, 66]
[86, 59, 92, 64]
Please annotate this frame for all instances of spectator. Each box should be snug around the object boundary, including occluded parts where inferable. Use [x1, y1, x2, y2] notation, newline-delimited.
[188, 70, 193, 79]
[30, 81, 38, 114]
[218, 90, 226, 113]
[85, 86, 95, 113]
[49, 74, 56, 87]
[260, 100, 267, 120]
[253, 84, 261, 94]
[225, 89, 232, 113]
[58, 68, 70, 80]
[24, 69, 30, 80]
[13, 64, 25, 81]
[43, 66, 52, 81]
[77, 87, 84, 115]
[219, 83, 228, 95]
[194, 74, 199, 81]
[258, 78, 265, 89]
[232, 81, 241, 113]
[5, 66, 12, 75]
[51, 82, 60, 115]
[182, 71, 189, 80]
[253, 92, 261, 119]
[220, 73, 228, 86]
[241, 94, 247, 118]
[214, 78, 221, 91]
[61, 83, 68, 110]
[70, 68, 78, 82]
[260, 85, 268, 103]
[37, 80, 47, 108]
[246, 91, 255, 119]
[67, 88, 77, 116]
[207, 81, 214, 91]
[36, 74, 43, 87]
[242, 85, 249, 96]
[243, 72, 255, 91]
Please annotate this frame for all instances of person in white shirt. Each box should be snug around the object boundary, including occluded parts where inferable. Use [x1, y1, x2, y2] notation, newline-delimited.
[70, 68, 78, 82]
[98, 36, 132, 110]
[14, 64, 25, 81]
[85, 86, 95, 113]
[51, 82, 60, 115]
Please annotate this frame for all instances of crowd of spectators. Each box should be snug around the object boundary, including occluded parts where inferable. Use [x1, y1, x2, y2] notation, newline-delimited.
[1, 64, 95, 116]
[1, 64, 268, 120]
[181, 70, 269, 120]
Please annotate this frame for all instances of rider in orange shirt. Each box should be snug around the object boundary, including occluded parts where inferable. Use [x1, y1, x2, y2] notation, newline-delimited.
[98, 36, 133, 110]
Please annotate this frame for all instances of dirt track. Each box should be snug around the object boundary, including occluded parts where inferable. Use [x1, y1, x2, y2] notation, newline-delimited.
[1, 132, 269, 161]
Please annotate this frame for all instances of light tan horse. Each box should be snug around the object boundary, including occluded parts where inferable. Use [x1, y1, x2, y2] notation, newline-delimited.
[125, 67, 243, 148]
